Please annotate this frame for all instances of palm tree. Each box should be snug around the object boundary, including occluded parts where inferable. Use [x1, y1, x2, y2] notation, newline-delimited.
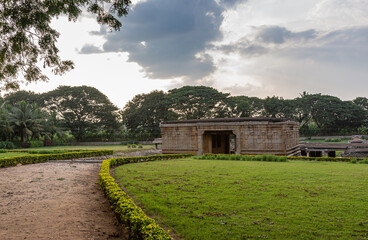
[8, 101, 43, 143]
[42, 111, 67, 141]
[0, 102, 14, 141]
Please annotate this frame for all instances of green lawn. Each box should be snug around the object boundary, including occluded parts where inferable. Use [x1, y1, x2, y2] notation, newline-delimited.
[28, 144, 155, 151]
[114, 159, 368, 240]
[0, 152, 31, 158]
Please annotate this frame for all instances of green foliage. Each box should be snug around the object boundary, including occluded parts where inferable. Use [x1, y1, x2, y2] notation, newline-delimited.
[40, 86, 120, 141]
[3, 91, 40, 105]
[29, 140, 43, 148]
[99, 154, 193, 239]
[166, 86, 230, 119]
[121, 90, 176, 140]
[199, 154, 288, 162]
[199, 154, 368, 164]
[114, 159, 368, 240]
[0, 150, 113, 168]
[325, 138, 342, 142]
[0, 0, 131, 91]
[0, 141, 15, 149]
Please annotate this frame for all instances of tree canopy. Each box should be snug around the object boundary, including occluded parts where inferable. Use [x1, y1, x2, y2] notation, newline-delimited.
[166, 86, 229, 119]
[121, 90, 176, 139]
[40, 85, 119, 140]
[0, 0, 131, 91]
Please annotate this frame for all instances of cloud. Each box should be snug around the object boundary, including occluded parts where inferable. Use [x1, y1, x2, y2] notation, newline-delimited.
[255, 26, 316, 44]
[79, 44, 104, 54]
[219, 0, 246, 8]
[214, 24, 368, 99]
[81, 0, 239, 80]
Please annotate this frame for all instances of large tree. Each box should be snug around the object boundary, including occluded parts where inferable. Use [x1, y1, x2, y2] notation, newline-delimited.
[122, 90, 176, 139]
[7, 100, 44, 142]
[0, 0, 131, 91]
[40, 85, 119, 140]
[3, 90, 40, 105]
[166, 86, 229, 120]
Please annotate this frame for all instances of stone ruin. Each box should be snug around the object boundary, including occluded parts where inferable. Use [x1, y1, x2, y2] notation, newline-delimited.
[160, 118, 300, 156]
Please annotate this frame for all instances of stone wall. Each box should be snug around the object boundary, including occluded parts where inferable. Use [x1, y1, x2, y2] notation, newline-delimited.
[161, 118, 300, 156]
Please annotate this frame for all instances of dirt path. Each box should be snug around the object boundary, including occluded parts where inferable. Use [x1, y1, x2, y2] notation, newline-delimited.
[0, 162, 126, 240]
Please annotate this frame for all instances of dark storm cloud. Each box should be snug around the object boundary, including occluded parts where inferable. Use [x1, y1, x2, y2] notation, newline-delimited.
[81, 0, 234, 80]
[281, 26, 368, 67]
[216, 37, 268, 56]
[219, 25, 368, 63]
[255, 26, 316, 44]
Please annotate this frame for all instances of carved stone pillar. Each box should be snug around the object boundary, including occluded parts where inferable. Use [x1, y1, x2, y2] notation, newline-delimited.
[235, 130, 241, 154]
[197, 130, 204, 156]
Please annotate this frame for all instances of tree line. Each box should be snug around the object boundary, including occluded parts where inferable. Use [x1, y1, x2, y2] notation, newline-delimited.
[1, 85, 368, 146]
[0, 86, 120, 146]
[122, 86, 368, 138]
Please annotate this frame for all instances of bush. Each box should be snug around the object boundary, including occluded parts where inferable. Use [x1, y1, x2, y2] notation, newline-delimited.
[99, 154, 194, 240]
[0, 141, 15, 149]
[325, 138, 342, 142]
[43, 140, 55, 146]
[358, 159, 368, 164]
[0, 149, 7, 153]
[200, 154, 287, 162]
[29, 140, 43, 148]
[0, 150, 114, 168]
[22, 142, 30, 148]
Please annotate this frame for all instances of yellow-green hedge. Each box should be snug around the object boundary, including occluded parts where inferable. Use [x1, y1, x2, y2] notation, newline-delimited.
[99, 154, 194, 240]
[0, 150, 113, 168]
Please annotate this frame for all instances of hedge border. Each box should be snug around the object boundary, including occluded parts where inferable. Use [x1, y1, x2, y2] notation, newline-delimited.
[198, 153, 287, 162]
[0, 150, 114, 168]
[199, 153, 368, 164]
[99, 154, 194, 240]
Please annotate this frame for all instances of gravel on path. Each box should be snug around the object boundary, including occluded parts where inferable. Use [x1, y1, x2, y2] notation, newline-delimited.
[0, 162, 126, 240]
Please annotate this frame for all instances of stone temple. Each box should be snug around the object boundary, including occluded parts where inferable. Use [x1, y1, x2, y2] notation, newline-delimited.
[160, 118, 300, 156]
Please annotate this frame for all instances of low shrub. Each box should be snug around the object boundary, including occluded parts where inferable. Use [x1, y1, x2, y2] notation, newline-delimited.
[99, 154, 194, 240]
[43, 140, 55, 146]
[325, 138, 342, 142]
[200, 154, 287, 162]
[0, 150, 113, 168]
[22, 142, 31, 148]
[0, 141, 15, 149]
[0, 149, 7, 153]
[29, 140, 44, 148]
[27, 150, 67, 155]
[358, 159, 368, 164]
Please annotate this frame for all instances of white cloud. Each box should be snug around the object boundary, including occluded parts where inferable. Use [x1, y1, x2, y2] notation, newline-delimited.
[17, 0, 368, 107]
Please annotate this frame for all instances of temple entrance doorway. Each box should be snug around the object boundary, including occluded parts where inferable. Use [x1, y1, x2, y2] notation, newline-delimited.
[202, 131, 235, 154]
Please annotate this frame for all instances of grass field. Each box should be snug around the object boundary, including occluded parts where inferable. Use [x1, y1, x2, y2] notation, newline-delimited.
[0, 152, 31, 159]
[114, 159, 368, 240]
[27, 144, 155, 151]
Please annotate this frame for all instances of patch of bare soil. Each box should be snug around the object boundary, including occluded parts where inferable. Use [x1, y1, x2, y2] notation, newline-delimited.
[0, 162, 126, 240]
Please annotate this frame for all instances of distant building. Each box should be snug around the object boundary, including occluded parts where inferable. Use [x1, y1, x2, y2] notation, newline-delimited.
[160, 118, 300, 156]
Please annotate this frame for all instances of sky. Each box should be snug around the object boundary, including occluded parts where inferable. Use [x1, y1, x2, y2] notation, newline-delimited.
[18, 0, 368, 108]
